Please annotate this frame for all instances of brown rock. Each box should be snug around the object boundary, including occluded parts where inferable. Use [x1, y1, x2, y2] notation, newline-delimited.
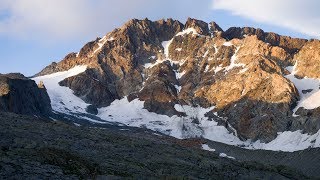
[185, 18, 210, 36]
[294, 40, 320, 78]
[223, 27, 307, 54]
[138, 62, 182, 116]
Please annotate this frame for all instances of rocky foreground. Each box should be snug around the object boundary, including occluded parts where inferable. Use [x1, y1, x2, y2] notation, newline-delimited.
[1, 112, 318, 179]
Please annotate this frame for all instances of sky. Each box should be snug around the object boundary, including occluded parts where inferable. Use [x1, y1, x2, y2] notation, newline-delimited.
[0, 0, 319, 76]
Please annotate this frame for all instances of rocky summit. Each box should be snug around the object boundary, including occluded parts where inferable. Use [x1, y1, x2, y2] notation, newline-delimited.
[33, 18, 320, 144]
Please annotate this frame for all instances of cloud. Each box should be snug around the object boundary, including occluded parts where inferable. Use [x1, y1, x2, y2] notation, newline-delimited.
[0, 0, 212, 40]
[212, 0, 320, 37]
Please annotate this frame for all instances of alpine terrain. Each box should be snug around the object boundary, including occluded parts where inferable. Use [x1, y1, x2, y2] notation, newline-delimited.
[1, 18, 320, 179]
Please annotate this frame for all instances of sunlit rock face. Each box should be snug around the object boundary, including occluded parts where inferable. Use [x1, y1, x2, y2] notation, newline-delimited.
[294, 40, 320, 79]
[35, 18, 320, 143]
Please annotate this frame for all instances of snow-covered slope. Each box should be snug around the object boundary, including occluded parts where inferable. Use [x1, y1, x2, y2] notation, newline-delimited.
[33, 66, 90, 115]
[97, 97, 320, 152]
[33, 66, 320, 152]
[286, 64, 320, 115]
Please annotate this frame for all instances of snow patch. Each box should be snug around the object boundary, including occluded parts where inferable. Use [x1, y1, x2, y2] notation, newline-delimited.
[214, 44, 219, 54]
[224, 46, 246, 72]
[174, 85, 182, 93]
[204, 65, 210, 72]
[175, 48, 182, 51]
[162, 39, 173, 58]
[202, 144, 215, 152]
[33, 66, 94, 118]
[144, 59, 185, 70]
[97, 98, 241, 142]
[176, 70, 186, 79]
[214, 65, 224, 73]
[144, 62, 156, 69]
[285, 64, 320, 115]
[248, 130, 320, 152]
[203, 50, 209, 58]
[175, 28, 200, 37]
[223, 41, 233, 46]
[219, 153, 235, 160]
[238, 67, 248, 74]
[96, 97, 320, 152]
[97, 98, 184, 138]
[93, 36, 115, 55]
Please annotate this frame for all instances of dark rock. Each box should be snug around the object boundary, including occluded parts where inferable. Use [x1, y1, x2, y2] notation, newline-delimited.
[292, 107, 320, 134]
[223, 27, 265, 40]
[59, 69, 119, 108]
[209, 21, 223, 33]
[0, 74, 52, 116]
[127, 93, 138, 102]
[220, 99, 296, 142]
[33, 62, 60, 77]
[0, 112, 314, 179]
[302, 89, 313, 94]
[85, 105, 98, 115]
[138, 62, 182, 116]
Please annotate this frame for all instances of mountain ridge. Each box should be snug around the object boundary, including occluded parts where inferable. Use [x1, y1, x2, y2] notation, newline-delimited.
[32, 18, 320, 145]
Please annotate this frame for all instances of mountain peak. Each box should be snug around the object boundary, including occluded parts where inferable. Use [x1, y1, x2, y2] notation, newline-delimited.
[184, 17, 210, 36]
[209, 21, 224, 33]
[34, 18, 320, 143]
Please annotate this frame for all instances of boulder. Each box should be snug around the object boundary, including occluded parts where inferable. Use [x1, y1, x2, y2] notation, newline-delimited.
[85, 104, 98, 115]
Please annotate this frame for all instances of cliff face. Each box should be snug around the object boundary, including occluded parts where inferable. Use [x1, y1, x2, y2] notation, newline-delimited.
[0, 73, 51, 116]
[35, 18, 320, 142]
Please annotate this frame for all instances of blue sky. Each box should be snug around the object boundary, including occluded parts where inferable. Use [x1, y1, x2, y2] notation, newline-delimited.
[0, 0, 318, 76]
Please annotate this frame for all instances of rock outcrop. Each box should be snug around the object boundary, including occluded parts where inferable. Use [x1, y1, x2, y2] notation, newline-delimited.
[35, 18, 320, 142]
[294, 40, 320, 79]
[0, 73, 51, 116]
[223, 27, 308, 54]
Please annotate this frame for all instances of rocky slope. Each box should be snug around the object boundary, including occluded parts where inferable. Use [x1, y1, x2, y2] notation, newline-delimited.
[0, 112, 314, 179]
[0, 73, 51, 116]
[35, 18, 320, 143]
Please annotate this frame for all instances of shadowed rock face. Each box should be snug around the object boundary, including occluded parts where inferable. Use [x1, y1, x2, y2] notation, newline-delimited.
[0, 73, 51, 116]
[35, 18, 320, 142]
[58, 69, 118, 108]
[137, 61, 182, 116]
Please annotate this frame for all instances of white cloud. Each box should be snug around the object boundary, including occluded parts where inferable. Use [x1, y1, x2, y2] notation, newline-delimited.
[212, 0, 320, 37]
[0, 0, 212, 40]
